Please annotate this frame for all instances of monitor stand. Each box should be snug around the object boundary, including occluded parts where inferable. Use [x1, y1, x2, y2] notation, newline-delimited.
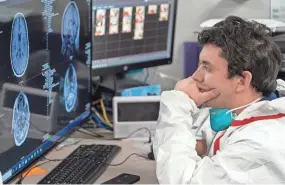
[97, 74, 148, 94]
[92, 74, 149, 113]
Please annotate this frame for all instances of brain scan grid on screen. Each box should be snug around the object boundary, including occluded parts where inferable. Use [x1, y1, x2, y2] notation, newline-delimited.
[1, 1, 83, 147]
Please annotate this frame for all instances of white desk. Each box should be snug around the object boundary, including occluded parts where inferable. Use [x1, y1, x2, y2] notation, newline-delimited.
[11, 130, 158, 184]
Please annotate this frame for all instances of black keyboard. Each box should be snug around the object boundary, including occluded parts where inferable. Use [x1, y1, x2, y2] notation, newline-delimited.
[38, 144, 122, 184]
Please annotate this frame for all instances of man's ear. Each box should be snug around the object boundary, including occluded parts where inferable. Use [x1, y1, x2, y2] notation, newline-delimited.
[236, 71, 252, 92]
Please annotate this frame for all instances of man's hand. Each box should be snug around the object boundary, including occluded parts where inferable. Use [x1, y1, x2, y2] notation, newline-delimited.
[196, 139, 207, 156]
[175, 77, 220, 107]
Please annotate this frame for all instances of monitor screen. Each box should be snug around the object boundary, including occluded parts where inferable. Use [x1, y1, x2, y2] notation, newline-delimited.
[92, 0, 177, 75]
[0, 0, 91, 183]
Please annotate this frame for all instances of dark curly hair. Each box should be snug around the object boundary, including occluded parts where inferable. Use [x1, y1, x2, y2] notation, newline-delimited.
[198, 16, 281, 96]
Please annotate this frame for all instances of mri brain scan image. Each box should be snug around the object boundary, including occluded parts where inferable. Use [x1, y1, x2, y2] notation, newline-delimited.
[64, 64, 78, 112]
[61, 1, 80, 60]
[12, 91, 30, 146]
[10, 13, 29, 77]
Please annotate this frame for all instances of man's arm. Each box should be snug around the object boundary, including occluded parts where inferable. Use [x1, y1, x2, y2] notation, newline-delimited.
[191, 109, 211, 157]
[153, 90, 200, 183]
[153, 90, 269, 184]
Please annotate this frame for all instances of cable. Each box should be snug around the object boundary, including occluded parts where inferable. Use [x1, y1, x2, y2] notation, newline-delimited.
[17, 155, 69, 183]
[92, 114, 112, 130]
[43, 152, 150, 167]
[100, 99, 112, 125]
[92, 80, 100, 96]
[76, 128, 104, 138]
[122, 127, 152, 143]
[16, 160, 51, 184]
[16, 129, 152, 183]
[17, 147, 150, 183]
[41, 156, 62, 162]
[106, 153, 150, 166]
[77, 127, 117, 141]
[92, 108, 113, 129]
[29, 122, 49, 135]
[54, 127, 104, 152]
[55, 138, 84, 152]
[113, 75, 117, 94]
[92, 98, 102, 105]
[79, 123, 152, 145]
[144, 68, 150, 83]
[148, 67, 158, 84]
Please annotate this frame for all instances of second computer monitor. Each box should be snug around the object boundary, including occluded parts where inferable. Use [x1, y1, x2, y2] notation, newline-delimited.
[0, 0, 91, 183]
[92, 0, 177, 75]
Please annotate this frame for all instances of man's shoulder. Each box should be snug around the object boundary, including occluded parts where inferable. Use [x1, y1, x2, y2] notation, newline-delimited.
[227, 117, 285, 149]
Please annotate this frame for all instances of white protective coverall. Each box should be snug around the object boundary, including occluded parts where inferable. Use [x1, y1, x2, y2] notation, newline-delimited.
[153, 80, 285, 184]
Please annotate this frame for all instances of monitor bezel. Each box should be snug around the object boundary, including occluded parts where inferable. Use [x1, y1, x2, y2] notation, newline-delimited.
[3, 0, 93, 183]
[4, 113, 90, 184]
[91, 0, 178, 76]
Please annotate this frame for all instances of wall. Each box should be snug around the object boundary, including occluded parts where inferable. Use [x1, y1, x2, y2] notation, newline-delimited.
[158, 0, 271, 80]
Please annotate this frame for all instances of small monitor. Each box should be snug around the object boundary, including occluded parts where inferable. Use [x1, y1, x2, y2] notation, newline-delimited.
[92, 0, 177, 75]
[0, 0, 92, 183]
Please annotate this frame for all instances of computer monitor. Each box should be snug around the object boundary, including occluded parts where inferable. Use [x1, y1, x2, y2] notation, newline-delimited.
[92, 0, 177, 75]
[0, 0, 92, 183]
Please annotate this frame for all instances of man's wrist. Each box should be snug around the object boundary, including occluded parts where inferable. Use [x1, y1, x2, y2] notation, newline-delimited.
[161, 90, 199, 114]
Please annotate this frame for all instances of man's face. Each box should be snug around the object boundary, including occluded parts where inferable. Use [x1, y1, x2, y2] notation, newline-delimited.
[193, 44, 239, 108]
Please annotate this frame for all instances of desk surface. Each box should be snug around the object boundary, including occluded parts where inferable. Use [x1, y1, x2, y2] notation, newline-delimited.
[12, 130, 158, 184]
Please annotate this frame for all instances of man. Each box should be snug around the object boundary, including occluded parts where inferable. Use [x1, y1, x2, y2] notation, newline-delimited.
[153, 16, 285, 184]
